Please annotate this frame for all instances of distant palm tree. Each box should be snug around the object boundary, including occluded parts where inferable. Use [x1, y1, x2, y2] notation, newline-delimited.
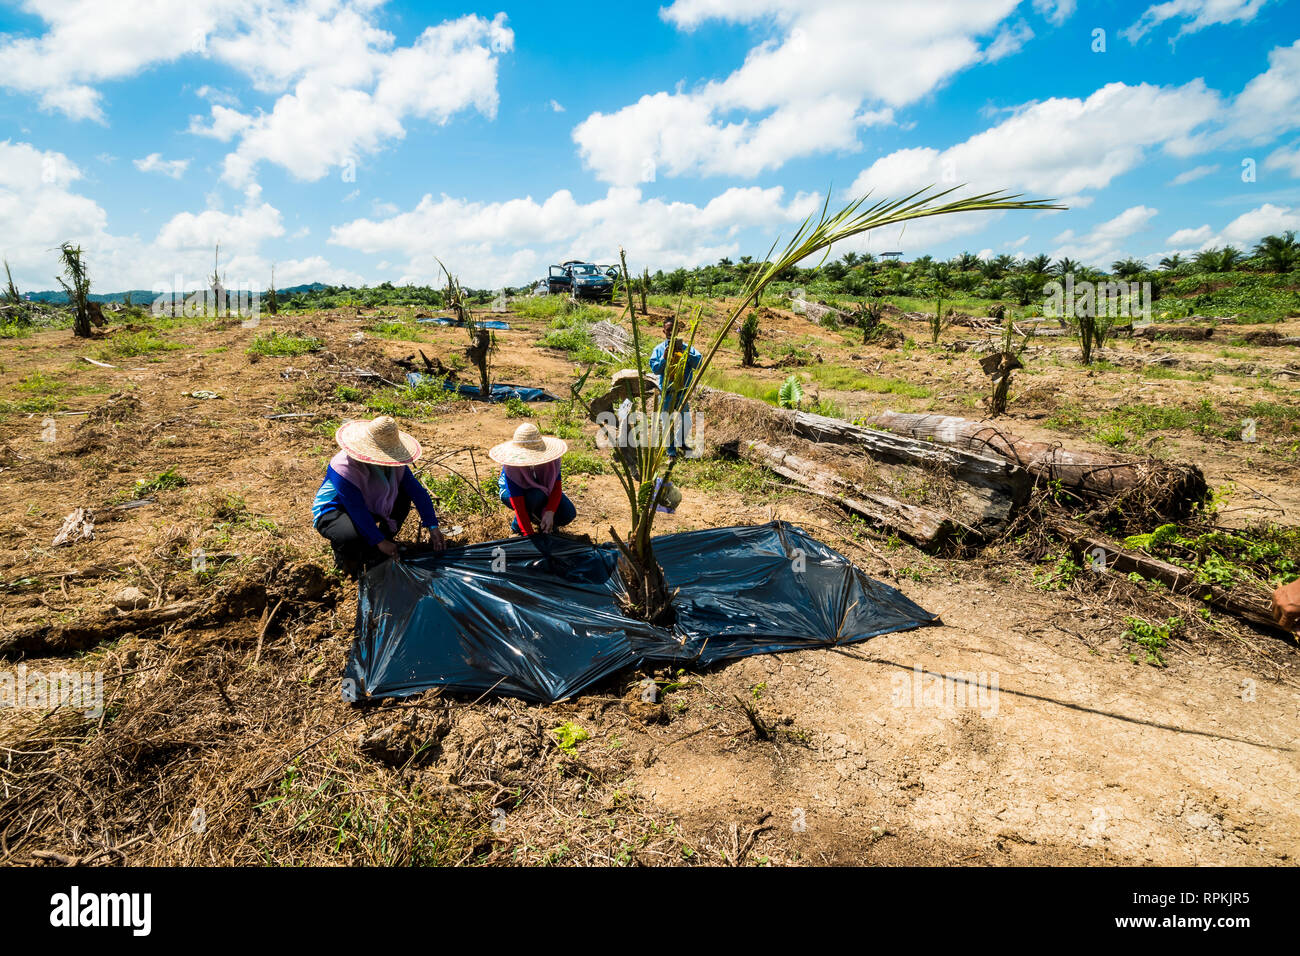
[840, 251, 860, 268]
[955, 251, 980, 271]
[1252, 231, 1298, 272]
[1194, 246, 1243, 272]
[1023, 253, 1051, 274]
[1158, 253, 1184, 271]
[1006, 273, 1035, 306]
[1111, 257, 1145, 279]
[1217, 246, 1244, 271]
[1052, 257, 1079, 278]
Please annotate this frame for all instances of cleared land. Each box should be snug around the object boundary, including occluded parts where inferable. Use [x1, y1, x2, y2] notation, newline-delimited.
[0, 293, 1297, 866]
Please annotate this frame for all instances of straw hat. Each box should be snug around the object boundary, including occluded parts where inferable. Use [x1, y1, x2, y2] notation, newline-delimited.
[335, 416, 422, 466]
[488, 423, 567, 467]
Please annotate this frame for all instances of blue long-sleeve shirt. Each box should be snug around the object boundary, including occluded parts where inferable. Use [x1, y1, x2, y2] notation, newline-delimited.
[649, 337, 703, 415]
[312, 464, 439, 546]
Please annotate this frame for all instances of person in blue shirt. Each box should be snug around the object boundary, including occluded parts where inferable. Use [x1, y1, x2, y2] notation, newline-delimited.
[312, 416, 444, 578]
[489, 423, 576, 536]
[648, 316, 702, 457]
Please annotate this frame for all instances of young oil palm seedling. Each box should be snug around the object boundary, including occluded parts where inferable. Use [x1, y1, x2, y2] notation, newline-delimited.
[982, 311, 1035, 417]
[3, 259, 21, 307]
[438, 259, 493, 398]
[57, 242, 95, 338]
[575, 186, 1061, 624]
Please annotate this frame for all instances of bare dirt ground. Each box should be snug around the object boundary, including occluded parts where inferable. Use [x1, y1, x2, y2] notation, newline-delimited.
[0, 301, 1296, 866]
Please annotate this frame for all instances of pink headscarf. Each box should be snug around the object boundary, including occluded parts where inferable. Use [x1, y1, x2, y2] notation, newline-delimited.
[331, 449, 404, 531]
[502, 461, 560, 493]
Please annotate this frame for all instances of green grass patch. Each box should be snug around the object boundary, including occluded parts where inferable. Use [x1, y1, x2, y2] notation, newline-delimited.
[419, 471, 497, 516]
[367, 320, 424, 342]
[97, 329, 180, 359]
[247, 330, 324, 357]
[503, 396, 533, 418]
[1121, 615, 1182, 666]
[363, 379, 459, 421]
[805, 363, 932, 398]
[562, 450, 606, 475]
[1122, 520, 1299, 590]
[552, 722, 589, 753]
[674, 456, 769, 495]
[702, 369, 779, 404]
[133, 465, 186, 498]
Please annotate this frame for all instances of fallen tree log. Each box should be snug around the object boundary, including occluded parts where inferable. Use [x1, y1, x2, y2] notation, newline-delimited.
[862, 411, 1207, 524]
[1133, 324, 1214, 341]
[1239, 330, 1300, 347]
[735, 439, 964, 549]
[701, 388, 1030, 536]
[1052, 520, 1286, 635]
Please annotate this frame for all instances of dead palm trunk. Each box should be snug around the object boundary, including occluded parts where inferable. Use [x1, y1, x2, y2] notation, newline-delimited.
[438, 259, 492, 397]
[573, 187, 1064, 623]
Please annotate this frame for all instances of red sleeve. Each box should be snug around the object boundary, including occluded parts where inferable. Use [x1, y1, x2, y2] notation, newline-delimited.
[508, 495, 534, 536]
[545, 476, 563, 515]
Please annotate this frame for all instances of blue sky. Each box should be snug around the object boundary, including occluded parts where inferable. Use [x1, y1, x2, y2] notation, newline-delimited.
[1, 0, 1298, 292]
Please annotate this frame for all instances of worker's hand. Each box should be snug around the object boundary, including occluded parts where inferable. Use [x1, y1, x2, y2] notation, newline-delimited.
[377, 539, 399, 558]
[426, 527, 446, 551]
[1271, 579, 1300, 631]
[539, 510, 555, 533]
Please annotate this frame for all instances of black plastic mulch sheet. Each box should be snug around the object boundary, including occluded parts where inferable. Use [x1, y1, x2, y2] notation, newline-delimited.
[343, 521, 939, 703]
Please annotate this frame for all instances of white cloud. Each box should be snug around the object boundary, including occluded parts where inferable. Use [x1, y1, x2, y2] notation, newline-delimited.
[155, 184, 284, 250]
[1166, 225, 1214, 246]
[0, 3, 514, 186]
[329, 184, 825, 286]
[548, 99, 565, 113]
[1050, 205, 1159, 265]
[1160, 203, 1299, 256]
[0, 140, 357, 291]
[985, 20, 1034, 62]
[1219, 39, 1300, 145]
[1168, 164, 1219, 185]
[0, 0, 247, 122]
[574, 0, 1027, 184]
[133, 153, 190, 179]
[847, 81, 1220, 204]
[1032, 0, 1076, 25]
[214, 12, 513, 186]
[1264, 142, 1300, 177]
[1124, 0, 1270, 43]
[195, 85, 241, 108]
[188, 104, 253, 141]
[1220, 203, 1300, 244]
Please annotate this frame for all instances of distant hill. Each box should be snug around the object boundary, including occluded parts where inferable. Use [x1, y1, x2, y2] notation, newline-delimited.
[25, 282, 329, 304]
[25, 290, 159, 304]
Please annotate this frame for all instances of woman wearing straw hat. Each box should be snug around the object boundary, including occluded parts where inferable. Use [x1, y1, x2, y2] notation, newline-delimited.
[312, 416, 445, 576]
[488, 423, 576, 536]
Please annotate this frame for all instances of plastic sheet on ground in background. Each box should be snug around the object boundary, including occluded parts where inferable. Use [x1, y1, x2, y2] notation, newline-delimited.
[417, 317, 511, 330]
[405, 372, 560, 403]
[344, 521, 939, 703]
